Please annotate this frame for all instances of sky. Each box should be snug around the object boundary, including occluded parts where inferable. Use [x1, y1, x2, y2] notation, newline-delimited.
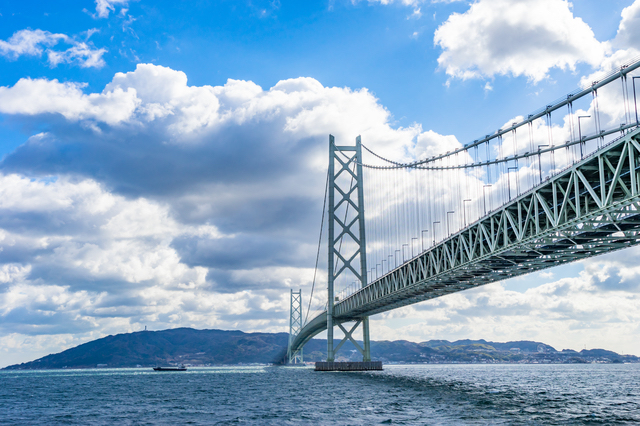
[1, 0, 640, 367]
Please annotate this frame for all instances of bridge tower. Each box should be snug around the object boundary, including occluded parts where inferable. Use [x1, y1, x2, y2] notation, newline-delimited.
[287, 289, 303, 364]
[327, 135, 371, 362]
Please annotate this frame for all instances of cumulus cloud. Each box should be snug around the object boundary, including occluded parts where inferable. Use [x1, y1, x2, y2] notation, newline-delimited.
[371, 255, 640, 353]
[0, 64, 469, 365]
[577, 1, 640, 90]
[584, 250, 640, 292]
[614, 0, 640, 50]
[0, 65, 442, 280]
[0, 29, 106, 68]
[0, 173, 290, 346]
[572, 2, 640, 140]
[434, 0, 609, 82]
[0, 174, 213, 283]
[0, 63, 424, 164]
[411, 129, 461, 159]
[1, 52, 639, 365]
[0, 80, 138, 125]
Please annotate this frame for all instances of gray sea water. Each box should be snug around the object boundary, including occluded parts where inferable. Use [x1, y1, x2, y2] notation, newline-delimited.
[1, 363, 639, 425]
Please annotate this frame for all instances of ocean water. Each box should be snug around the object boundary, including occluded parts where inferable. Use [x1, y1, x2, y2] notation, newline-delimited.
[1, 364, 639, 425]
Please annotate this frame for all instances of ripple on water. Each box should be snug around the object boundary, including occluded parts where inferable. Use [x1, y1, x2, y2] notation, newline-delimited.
[0, 364, 639, 425]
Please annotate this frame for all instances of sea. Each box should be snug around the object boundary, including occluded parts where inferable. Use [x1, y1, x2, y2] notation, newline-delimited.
[0, 363, 638, 425]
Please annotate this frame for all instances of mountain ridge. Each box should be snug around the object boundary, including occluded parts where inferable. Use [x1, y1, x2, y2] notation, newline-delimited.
[4, 327, 638, 369]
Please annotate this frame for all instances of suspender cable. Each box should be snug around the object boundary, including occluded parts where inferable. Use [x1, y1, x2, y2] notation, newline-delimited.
[546, 111, 555, 172]
[593, 89, 603, 149]
[304, 170, 329, 325]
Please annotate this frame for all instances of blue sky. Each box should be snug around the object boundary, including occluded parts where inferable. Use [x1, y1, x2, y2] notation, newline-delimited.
[0, 0, 631, 150]
[1, 0, 640, 367]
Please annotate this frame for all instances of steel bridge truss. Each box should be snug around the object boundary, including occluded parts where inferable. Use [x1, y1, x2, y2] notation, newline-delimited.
[335, 127, 640, 318]
[289, 127, 640, 355]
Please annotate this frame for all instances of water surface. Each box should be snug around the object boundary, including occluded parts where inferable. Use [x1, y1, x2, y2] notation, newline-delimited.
[1, 364, 638, 425]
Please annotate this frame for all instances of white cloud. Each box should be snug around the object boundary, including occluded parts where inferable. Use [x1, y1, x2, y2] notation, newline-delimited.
[0, 173, 248, 341]
[0, 63, 432, 157]
[434, 0, 609, 82]
[0, 64, 472, 366]
[0, 29, 107, 68]
[408, 8, 422, 19]
[0, 29, 65, 58]
[614, 0, 640, 50]
[0, 264, 31, 284]
[47, 42, 107, 69]
[363, 0, 424, 6]
[571, 3, 640, 135]
[1, 56, 640, 366]
[95, 0, 130, 18]
[0, 79, 139, 125]
[0, 174, 223, 284]
[579, 0, 640, 87]
[411, 129, 461, 159]
[370, 256, 640, 354]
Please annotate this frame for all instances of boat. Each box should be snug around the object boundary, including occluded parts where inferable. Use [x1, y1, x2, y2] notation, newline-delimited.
[153, 364, 187, 371]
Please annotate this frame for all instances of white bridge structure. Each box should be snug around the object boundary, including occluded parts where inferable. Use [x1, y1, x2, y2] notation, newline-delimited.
[287, 58, 640, 364]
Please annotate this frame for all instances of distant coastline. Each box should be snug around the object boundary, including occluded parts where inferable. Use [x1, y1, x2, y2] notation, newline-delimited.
[4, 327, 638, 370]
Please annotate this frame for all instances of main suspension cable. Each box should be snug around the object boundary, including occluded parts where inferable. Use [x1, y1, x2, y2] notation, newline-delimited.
[359, 56, 640, 170]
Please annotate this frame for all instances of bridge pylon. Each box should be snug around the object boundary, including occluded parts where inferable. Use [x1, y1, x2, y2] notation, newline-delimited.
[327, 135, 371, 362]
[287, 289, 303, 364]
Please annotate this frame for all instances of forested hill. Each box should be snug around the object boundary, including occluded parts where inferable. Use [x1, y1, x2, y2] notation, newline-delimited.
[4, 328, 638, 369]
[5, 328, 291, 369]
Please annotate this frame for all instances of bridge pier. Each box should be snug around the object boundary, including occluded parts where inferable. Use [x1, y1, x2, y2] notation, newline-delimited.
[315, 361, 382, 371]
[362, 317, 371, 361]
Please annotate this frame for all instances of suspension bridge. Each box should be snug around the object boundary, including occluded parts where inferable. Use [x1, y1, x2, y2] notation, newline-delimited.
[287, 57, 640, 369]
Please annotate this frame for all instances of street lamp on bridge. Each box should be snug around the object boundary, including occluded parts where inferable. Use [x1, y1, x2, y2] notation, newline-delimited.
[507, 167, 518, 200]
[421, 229, 428, 252]
[483, 185, 492, 214]
[446, 211, 455, 236]
[578, 115, 591, 158]
[633, 76, 640, 126]
[463, 199, 471, 227]
[537, 144, 549, 183]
